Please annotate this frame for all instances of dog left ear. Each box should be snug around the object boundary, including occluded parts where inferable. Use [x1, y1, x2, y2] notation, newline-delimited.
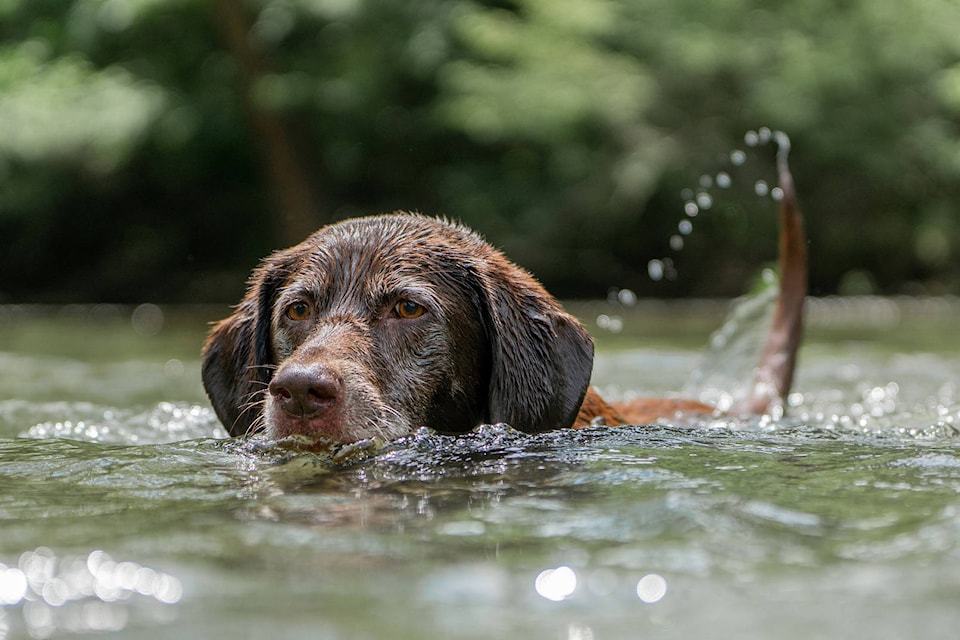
[201, 250, 298, 436]
[475, 257, 594, 433]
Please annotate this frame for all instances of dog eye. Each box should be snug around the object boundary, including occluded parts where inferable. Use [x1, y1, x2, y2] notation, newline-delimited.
[285, 300, 312, 321]
[395, 300, 426, 319]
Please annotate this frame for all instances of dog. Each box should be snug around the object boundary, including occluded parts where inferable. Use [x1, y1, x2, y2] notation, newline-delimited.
[202, 150, 805, 443]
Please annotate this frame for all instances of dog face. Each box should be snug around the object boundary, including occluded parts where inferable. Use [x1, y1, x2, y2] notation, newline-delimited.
[201, 214, 594, 443]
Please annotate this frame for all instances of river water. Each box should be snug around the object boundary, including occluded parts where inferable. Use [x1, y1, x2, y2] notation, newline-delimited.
[0, 299, 958, 639]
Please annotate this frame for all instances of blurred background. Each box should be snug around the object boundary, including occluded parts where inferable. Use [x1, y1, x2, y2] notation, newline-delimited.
[2, 0, 959, 304]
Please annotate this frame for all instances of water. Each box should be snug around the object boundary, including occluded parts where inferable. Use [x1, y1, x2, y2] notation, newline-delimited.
[1, 300, 959, 639]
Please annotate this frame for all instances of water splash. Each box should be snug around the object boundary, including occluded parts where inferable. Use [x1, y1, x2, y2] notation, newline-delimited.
[683, 270, 780, 412]
[647, 128, 788, 281]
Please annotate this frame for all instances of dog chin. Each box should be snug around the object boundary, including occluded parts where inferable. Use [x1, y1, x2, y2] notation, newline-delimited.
[264, 403, 411, 444]
[267, 417, 344, 442]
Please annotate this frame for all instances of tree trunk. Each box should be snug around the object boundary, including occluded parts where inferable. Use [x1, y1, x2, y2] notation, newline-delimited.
[211, 0, 322, 245]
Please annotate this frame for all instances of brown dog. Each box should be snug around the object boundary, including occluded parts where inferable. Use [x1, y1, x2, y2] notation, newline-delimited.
[202, 152, 805, 443]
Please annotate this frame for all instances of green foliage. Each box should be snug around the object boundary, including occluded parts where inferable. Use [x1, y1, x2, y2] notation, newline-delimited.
[438, 0, 654, 142]
[0, 44, 165, 171]
[1, 0, 960, 301]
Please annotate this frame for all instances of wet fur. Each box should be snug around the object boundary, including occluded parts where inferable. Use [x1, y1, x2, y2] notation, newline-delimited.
[202, 215, 594, 441]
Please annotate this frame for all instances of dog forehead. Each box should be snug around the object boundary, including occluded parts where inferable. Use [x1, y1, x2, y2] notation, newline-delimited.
[289, 214, 486, 297]
[322, 215, 479, 263]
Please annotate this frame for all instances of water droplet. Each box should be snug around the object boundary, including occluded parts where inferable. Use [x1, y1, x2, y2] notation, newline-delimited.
[744, 130, 759, 147]
[754, 180, 769, 197]
[699, 174, 713, 188]
[773, 129, 791, 151]
[758, 126, 772, 144]
[662, 257, 677, 280]
[771, 187, 783, 201]
[647, 259, 664, 281]
[680, 187, 694, 200]
[669, 235, 684, 250]
[730, 150, 746, 166]
[617, 288, 637, 306]
[596, 314, 623, 333]
[696, 192, 713, 210]
[684, 201, 699, 217]
[716, 171, 731, 188]
[678, 219, 693, 235]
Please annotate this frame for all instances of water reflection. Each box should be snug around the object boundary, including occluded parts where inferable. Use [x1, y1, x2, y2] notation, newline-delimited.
[535, 566, 577, 601]
[636, 573, 668, 603]
[0, 414, 957, 638]
[535, 564, 669, 606]
[21, 402, 225, 444]
[566, 622, 595, 640]
[0, 548, 181, 638]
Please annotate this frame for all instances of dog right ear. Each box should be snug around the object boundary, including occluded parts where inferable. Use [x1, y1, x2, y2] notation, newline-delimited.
[473, 255, 595, 434]
[201, 250, 299, 436]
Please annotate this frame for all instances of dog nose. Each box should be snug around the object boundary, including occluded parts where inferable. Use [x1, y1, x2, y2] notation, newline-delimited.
[268, 363, 343, 417]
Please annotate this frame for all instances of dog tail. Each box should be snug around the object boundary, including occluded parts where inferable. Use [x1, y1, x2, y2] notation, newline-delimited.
[738, 133, 808, 415]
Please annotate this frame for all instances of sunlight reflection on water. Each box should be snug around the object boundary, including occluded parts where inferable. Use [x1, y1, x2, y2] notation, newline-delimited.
[21, 402, 225, 444]
[635, 573, 668, 603]
[535, 565, 577, 601]
[0, 548, 180, 639]
[534, 565, 668, 605]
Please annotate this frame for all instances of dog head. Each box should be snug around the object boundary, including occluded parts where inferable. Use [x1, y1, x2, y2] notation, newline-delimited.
[201, 213, 594, 443]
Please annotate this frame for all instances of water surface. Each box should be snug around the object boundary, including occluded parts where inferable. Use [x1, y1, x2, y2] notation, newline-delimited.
[1, 300, 958, 639]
